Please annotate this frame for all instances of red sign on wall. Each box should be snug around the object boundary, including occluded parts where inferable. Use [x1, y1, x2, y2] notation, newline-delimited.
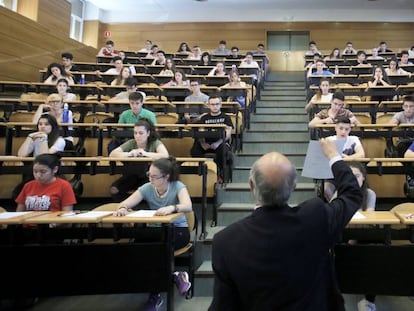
[104, 31, 111, 38]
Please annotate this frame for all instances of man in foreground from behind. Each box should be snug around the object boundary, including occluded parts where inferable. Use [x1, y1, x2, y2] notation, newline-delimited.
[209, 139, 362, 311]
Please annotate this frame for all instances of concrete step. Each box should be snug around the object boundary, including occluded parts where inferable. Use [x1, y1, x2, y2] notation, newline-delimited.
[194, 260, 214, 297]
[216, 182, 316, 206]
[260, 95, 305, 101]
[261, 85, 304, 90]
[264, 81, 304, 86]
[261, 90, 305, 96]
[232, 166, 310, 183]
[235, 153, 306, 167]
[243, 131, 309, 141]
[248, 122, 309, 131]
[255, 100, 306, 108]
[242, 141, 309, 154]
[256, 97, 306, 110]
[255, 107, 307, 114]
[250, 114, 308, 123]
[216, 189, 316, 225]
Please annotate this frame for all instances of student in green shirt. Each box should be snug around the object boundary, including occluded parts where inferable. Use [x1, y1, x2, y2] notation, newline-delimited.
[109, 118, 168, 202]
[118, 91, 157, 125]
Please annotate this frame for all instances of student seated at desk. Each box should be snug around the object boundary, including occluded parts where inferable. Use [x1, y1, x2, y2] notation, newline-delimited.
[118, 92, 156, 125]
[176, 42, 192, 55]
[110, 66, 133, 86]
[158, 58, 176, 76]
[32, 93, 74, 148]
[114, 156, 192, 309]
[330, 161, 375, 211]
[180, 79, 209, 124]
[305, 78, 333, 113]
[190, 95, 233, 183]
[400, 50, 413, 65]
[239, 51, 260, 80]
[109, 118, 168, 202]
[219, 70, 247, 108]
[208, 62, 228, 77]
[110, 77, 147, 101]
[403, 141, 414, 186]
[18, 114, 66, 158]
[308, 91, 360, 128]
[330, 161, 378, 311]
[198, 52, 213, 66]
[16, 153, 76, 213]
[388, 95, 414, 125]
[43, 63, 74, 85]
[385, 57, 410, 76]
[387, 95, 414, 157]
[97, 40, 119, 57]
[162, 70, 189, 87]
[56, 78, 77, 102]
[306, 60, 334, 78]
[367, 65, 392, 102]
[324, 117, 366, 201]
[324, 48, 341, 61]
[14, 114, 66, 199]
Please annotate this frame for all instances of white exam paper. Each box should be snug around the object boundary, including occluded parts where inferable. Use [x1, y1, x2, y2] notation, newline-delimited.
[351, 211, 366, 220]
[126, 210, 156, 217]
[0, 212, 33, 219]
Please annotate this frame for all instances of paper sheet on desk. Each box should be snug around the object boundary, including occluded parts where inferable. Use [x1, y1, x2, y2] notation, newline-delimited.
[0, 212, 33, 219]
[301, 139, 346, 179]
[126, 210, 156, 217]
[72, 211, 113, 218]
[351, 211, 366, 220]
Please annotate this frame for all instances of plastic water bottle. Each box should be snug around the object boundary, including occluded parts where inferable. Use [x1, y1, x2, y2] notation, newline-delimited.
[62, 103, 69, 123]
[334, 65, 339, 75]
[79, 74, 85, 85]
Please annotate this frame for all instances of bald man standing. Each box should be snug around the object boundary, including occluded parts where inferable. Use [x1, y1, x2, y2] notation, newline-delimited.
[209, 139, 362, 311]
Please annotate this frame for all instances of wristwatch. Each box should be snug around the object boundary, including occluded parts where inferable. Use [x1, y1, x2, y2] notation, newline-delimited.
[174, 205, 179, 213]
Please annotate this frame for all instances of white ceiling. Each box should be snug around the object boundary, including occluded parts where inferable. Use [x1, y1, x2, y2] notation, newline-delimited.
[84, 0, 414, 23]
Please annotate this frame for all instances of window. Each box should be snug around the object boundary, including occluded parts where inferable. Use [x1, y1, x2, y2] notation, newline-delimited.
[0, 0, 18, 11]
[69, 0, 84, 42]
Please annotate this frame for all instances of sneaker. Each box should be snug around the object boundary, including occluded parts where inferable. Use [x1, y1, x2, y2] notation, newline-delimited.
[357, 298, 376, 311]
[143, 293, 163, 311]
[173, 271, 191, 296]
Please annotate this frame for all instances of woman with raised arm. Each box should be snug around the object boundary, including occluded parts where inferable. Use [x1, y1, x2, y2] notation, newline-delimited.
[43, 63, 74, 85]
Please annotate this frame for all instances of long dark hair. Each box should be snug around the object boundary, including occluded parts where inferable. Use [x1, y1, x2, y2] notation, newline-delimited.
[38, 114, 60, 148]
[349, 162, 369, 211]
[199, 52, 212, 66]
[152, 156, 179, 181]
[134, 118, 159, 147]
[33, 153, 61, 174]
[45, 63, 72, 82]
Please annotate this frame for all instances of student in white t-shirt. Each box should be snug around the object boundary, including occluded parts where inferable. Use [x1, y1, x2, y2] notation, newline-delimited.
[324, 116, 365, 201]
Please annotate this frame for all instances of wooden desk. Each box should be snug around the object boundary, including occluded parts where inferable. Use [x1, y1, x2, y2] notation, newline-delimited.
[102, 211, 182, 225]
[349, 211, 400, 225]
[0, 210, 179, 310]
[0, 211, 48, 225]
[24, 211, 114, 225]
[336, 209, 414, 296]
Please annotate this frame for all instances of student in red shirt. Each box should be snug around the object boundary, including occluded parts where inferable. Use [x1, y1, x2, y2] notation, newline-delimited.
[16, 153, 76, 212]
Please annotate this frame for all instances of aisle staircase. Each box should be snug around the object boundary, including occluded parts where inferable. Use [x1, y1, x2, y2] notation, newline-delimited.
[193, 72, 316, 297]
